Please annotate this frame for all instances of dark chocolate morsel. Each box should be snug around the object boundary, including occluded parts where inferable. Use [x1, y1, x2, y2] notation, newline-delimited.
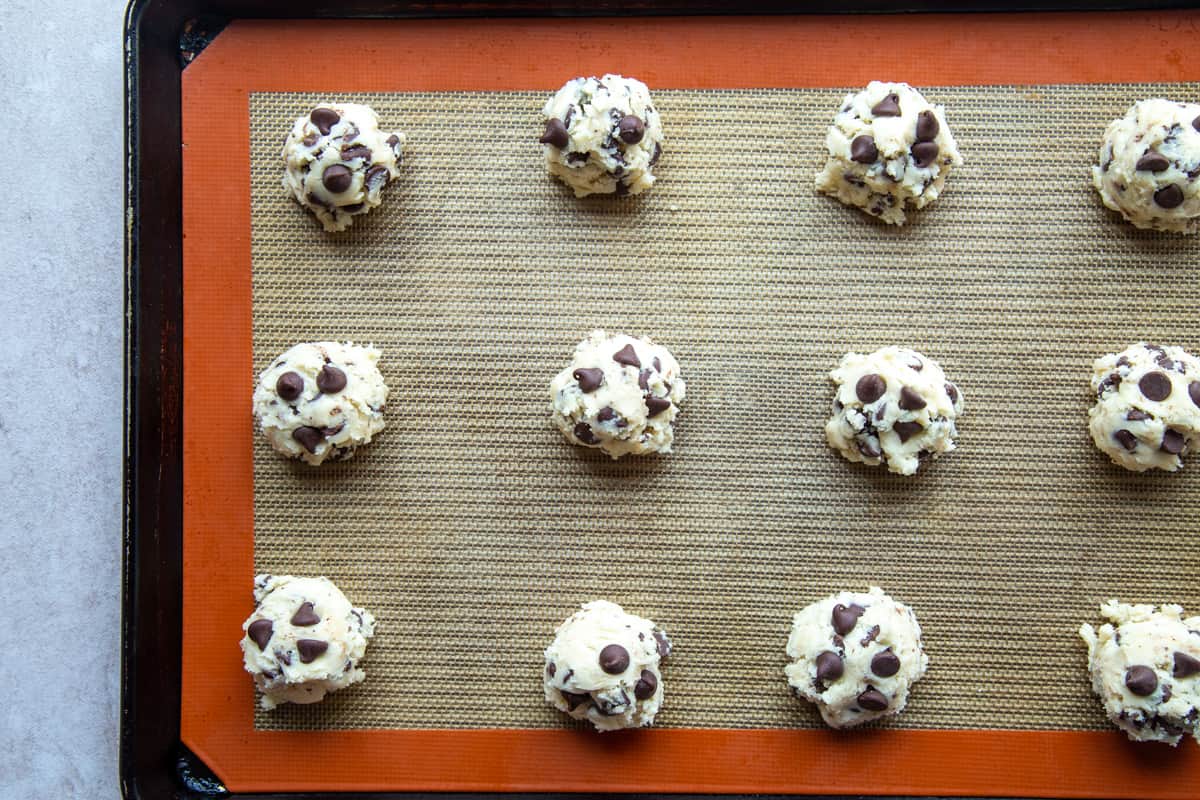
[365, 165, 390, 191]
[858, 439, 882, 459]
[309, 107, 340, 135]
[573, 422, 598, 445]
[1113, 429, 1138, 452]
[911, 141, 940, 168]
[321, 164, 353, 194]
[276, 371, 303, 401]
[296, 639, 329, 664]
[386, 134, 401, 149]
[1154, 184, 1184, 209]
[645, 395, 671, 417]
[1161, 429, 1186, 455]
[546, 662, 556, 677]
[815, 650, 844, 682]
[850, 135, 878, 163]
[597, 406, 618, 423]
[1125, 665, 1158, 696]
[634, 669, 658, 700]
[653, 630, 672, 658]
[317, 365, 347, 394]
[871, 649, 901, 677]
[1194, 115, 1200, 132]
[247, 619, 274, 650]
[302, 132, 319, 147]
[539, 118, 570, 149]
[649, 142, 662, 166]
[871, 93, 901, 117]
[1139, 371, 1172, 402]
[561, 690, 590, 710]
[1173, 651, 1200, 678]
[857, 687, 889, 711]
[617, 115, 645, 144]
[1136, 151, 1170, 172]
[341, 145, 372, 162]
[290, 601, 320, 627]
[613, 344, 641, 368]
[1126, 409, 1151, 421]
[915, 110, 940, 142]
[832, 603, 866, 636]
[945, 382, 959, 403]
[292, 426, 325, 453]
[639, 369, 651, 391]
[599, 643, 631, 674]
[855, 374, 886, 404]
[1190, 381, 1200, 408]
[898, 386, 927, 411]
[893, 421, 922, 443]
[573, 367, 604, 393]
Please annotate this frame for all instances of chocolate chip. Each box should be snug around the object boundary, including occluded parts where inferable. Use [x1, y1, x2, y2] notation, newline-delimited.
[1194, 115, 1200, 132]
[310, 107, 340, 135]
[566, 151, 589, 164]
[815, 650, 844, 682]
[945, 382, 959, 403]
[653, 357, 662, 372]
[1139, 371, 1172, 401]
[539, 118, 569, 149]
[341, 145, 372, 162]
[617, 115, 645, 144]
[247, 619, 273, 650]
[317, 365, 347, 394]
[1190, 381, 1200, 408]
[295, 639, 329, 664]
[638, 369, 651, 390]
[274, 648, 292, 666]
[302, 133, 319, 147]
[292, 426, 325, 453]
[290, 601, 320, 627]
[850, 134, 878, 163]
[573, 367, 603, 393]
[1174, 651, 1200, 678]
[871, 649, 901, 677]
[832, 603, 865, 635]
[1097, 373, 1121, 396]
[1125, 665, 1158, 696]
[1136, 151, 1170, 172]
[546, 662, 556, 677]
[855, 373, 886, 404]
[871, 93, 901, 117]
[599, 644, 630, 674]
[893, 421, 922, 443]
[597, 406, 618, 423]
[858, 439, 882, 459]
[322, 164, 353, 193]
[915, 110, 940, 142]
[1113, 430, 1138, 451]
[341, 203, 364, 213]
[634, 669, 658, 700]
[898, 386, 927, 411]
[276, 371, 303, 401]
[911, 141, 940, 168]
[860, 625, 880, 646]
[386, 134, 401, 149]
[649, 142, 662, 166]
[573, 422, 598, 445]
[1126, 409, 1151, 421]
[613, 344, 641, 368]
[1154, 184, 1184, 209]
[857, 687, 889, 711]
[365, 165, 390, 191]
[561, 689, 590, 709]
[1161, 429, 1186, 454]
[645, 395, 671, 417]
[653, 630, 671, 658]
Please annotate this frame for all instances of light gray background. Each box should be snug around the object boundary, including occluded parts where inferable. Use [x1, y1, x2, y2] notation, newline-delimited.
[0, 1, 124, 798]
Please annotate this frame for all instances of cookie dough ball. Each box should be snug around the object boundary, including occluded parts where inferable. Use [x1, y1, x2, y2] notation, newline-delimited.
[253, 341, 388, 466]
[550, 330, 686, 459]
[283, 103, 404, 232]
[1092, 99, 1200, 234]
[539, 74, 664, 197]
[543, 600, 671, 732]
[825, 346, 964, 475]
[1088, 343, 1200, 472]
[785, 587, 928, 728]
[1079, 600, 1200, 746]
[240, 575, 376, 710]
[816, 81, 962, 225]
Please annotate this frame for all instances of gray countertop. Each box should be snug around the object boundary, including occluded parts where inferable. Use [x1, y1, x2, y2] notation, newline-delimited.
[0, 1, 125, 797]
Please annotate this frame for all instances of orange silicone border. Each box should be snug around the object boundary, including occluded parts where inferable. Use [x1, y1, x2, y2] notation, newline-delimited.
[182, 13, 1200, 796]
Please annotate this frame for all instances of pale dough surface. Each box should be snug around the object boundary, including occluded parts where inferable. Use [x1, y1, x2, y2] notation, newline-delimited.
[1079, 600, 1200, 746]
[541, 74, 664, 197]
[550, 330, 685, 459]
[283, 103, 405, 232]
[826, 346, 964, 476]
[1092, 99, 1200, 234]
[240, 575, 376, 710]
[543, 600, 671, 732]
[1088, 343, 1200, 472]
[785, 587, 929, 729]
[253, 341, 389, 466]
[816, 81, 962, 225]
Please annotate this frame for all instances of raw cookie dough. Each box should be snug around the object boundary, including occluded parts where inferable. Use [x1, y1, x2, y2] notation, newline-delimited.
[826, 346, 964, 475]
[1092, 99, 1200, 234]
[1079, 600, 1200, 746]
[283, 103, 405, 232]
[1088, 343, 1200, 472]
[253, 341, 388, 466]
[550, 330, 686, 459]
[785, 587, 929, 728]
[816, 81, 962, 225]
[539, 74, 664, 197]
[240, 574, 376, 710]
[543, 600, 671, 732]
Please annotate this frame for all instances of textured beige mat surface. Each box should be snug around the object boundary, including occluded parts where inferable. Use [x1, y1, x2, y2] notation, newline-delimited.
[249, 85, 1200, 731]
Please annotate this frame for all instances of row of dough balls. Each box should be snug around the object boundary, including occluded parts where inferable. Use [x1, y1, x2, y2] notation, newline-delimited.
[280, 79, 1200, 234]
[252, 337, 1200, 475]
[238, 579, 1200, 747]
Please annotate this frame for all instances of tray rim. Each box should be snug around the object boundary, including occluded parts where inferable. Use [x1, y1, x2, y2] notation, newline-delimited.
[122, 1, 1200, 798]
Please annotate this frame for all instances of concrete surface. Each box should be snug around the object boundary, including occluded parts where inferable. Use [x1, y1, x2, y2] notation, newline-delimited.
[0, 1, 125, 798]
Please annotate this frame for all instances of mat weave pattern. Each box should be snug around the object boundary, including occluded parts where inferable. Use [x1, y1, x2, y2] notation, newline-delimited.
[250, 86, 1200, 731]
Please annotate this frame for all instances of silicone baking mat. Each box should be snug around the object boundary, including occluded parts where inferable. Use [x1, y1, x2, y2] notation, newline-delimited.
[182, 12, 1200, 796]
